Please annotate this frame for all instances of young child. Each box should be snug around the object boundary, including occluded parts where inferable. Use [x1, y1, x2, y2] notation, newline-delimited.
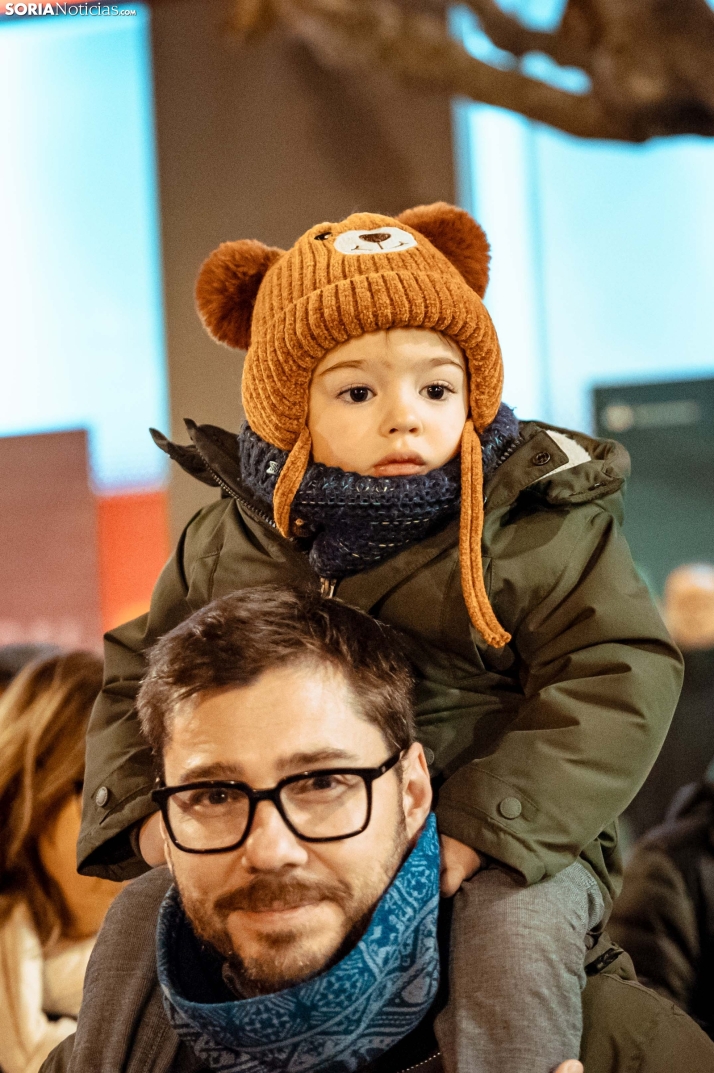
[79, 204, 682, 1072]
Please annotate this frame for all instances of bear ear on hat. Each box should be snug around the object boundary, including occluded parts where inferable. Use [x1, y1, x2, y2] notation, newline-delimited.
[397, 202, 490, 299]
[195, 239, 283, 350]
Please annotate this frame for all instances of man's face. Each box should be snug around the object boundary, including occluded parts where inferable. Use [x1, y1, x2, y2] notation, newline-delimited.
[161, 661, 431, 995]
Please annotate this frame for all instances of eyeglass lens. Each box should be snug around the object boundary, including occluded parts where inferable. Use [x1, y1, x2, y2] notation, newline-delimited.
[166, 771, 370, 850]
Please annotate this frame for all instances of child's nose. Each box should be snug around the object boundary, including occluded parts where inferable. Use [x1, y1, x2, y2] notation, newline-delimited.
[382, 395, 423, 436]
[388, 419, 420, 435]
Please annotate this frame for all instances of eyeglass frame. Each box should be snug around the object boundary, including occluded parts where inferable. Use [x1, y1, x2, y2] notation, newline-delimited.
[151, 750, 403, 855]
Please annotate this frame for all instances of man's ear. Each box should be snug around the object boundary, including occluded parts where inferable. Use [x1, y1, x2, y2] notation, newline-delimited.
[400, 742, 433, 842]
[195, 239, 284, 350]
[397, 202, 490, 298]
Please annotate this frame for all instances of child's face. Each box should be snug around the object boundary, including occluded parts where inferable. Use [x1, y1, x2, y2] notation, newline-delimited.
[307, 328, 468, 477]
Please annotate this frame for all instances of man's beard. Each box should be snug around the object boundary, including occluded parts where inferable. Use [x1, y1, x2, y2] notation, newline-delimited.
[180, 814, 408, 997]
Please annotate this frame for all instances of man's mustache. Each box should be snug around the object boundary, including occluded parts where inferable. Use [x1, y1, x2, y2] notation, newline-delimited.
[213, 874, 352, 916]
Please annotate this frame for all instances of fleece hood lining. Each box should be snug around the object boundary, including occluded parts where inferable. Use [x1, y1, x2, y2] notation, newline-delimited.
[533, 430, 592, 483]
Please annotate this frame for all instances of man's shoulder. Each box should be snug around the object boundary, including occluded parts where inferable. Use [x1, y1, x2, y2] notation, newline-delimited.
[582, 962, 714, 1071]
[91, 866, 171, 978]
[39, 868, 187, 1073]
[111, 865, 173, 922]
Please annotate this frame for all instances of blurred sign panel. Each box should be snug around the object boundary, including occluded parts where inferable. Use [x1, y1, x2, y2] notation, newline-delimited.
[97, 487, 169, 632]
[594, 379, 714, 593]
[0, 429, 171, 647]
[0, 430, 102, 648]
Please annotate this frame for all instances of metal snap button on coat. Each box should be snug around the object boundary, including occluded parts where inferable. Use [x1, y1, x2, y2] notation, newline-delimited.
[532, 451, 551, 466]
[94, 786, 109, 808]
[424, 747, 435, 766]
[498, 796, 522, 819]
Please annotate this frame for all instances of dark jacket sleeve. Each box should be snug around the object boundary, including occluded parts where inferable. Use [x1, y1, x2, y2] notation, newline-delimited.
[436, 501, 683, 886]
[78, 523, 196, 879]
[608, 844, 700, 1011]
[39, 1034, 75, 1073]
[582, 968, 714, 1072]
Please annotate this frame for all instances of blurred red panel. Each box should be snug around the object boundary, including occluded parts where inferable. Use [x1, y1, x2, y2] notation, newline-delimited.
[97, 490, 170, 633]
[0, 430, 102, 649]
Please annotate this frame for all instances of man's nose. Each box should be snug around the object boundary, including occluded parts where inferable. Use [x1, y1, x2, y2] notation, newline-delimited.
[239, 799, 308, 872]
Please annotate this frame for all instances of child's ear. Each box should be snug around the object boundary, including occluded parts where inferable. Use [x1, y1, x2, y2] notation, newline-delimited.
[397, 202, 490, 298]
[195, 239, 284, 350]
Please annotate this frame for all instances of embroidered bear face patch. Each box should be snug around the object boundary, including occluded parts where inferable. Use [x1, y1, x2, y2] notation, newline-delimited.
[333, 227, 418, 255]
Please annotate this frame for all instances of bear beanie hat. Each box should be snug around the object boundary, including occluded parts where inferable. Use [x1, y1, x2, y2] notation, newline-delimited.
[195, 202, 510, 648]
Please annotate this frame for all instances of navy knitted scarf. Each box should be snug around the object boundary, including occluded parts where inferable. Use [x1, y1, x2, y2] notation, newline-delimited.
[156, 814, 441, 1073]
[239, 404, 519, 579]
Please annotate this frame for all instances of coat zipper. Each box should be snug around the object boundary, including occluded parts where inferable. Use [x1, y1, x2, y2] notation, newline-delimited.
[194, 444, 338, 599]
[196, 453, 277, 530]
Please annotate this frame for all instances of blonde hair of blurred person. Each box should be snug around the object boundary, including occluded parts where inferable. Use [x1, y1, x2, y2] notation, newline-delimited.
[664, 564, 714, 652]
[0, 652, 123, 1073]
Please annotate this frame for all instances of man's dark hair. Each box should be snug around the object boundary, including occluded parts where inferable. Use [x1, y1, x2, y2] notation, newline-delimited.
[137, 585, 415, 760]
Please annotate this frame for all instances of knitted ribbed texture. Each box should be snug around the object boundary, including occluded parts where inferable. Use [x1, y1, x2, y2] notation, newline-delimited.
[197, 204, 509, 646]
[241, 212, 502, 449]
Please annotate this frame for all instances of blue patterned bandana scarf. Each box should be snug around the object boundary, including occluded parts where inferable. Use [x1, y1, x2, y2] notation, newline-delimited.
[157, 814, 441, 1073]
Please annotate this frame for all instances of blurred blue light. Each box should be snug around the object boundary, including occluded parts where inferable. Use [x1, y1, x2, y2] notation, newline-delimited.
[451, 6, 714, 430]
[0, 5, 168, 491]
[520, 52, 590, 94]
[496, 0, 567, 31]
[451, 5, 590, 94]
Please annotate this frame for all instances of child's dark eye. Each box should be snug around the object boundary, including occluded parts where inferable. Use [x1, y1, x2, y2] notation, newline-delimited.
[424, 383, 452, 401]
[340, 386, 373, 403]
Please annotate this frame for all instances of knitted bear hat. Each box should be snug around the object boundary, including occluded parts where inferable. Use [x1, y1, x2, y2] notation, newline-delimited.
[196, 202, 510, 647]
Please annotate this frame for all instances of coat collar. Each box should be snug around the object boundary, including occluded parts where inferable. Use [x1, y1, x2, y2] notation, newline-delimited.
[484, 422, 628, 515]
[152, 418, 629, 522]
[151, 419, 630, 616]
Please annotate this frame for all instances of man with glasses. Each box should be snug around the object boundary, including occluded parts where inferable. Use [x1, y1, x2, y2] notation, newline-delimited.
[42, 587, 714, 1073]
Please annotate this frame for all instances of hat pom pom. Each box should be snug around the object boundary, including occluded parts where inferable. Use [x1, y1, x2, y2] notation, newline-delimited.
[397, 203, 490, 298]
[195, 239, 283, 350]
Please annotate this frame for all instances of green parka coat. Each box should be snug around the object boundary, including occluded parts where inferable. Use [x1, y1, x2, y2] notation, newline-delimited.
[78, 419, 683, 911]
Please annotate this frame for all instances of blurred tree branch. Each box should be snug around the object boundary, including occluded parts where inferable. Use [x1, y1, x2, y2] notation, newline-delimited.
[227, 0, 714, 141]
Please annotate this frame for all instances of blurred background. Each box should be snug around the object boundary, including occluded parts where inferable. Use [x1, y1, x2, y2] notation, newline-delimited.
[2, 1, 714, 1047]
[1, 0, 713, 828]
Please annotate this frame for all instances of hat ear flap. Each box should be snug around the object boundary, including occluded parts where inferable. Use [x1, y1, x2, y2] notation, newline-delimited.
[195, 239, 283, 350]
[397, 202, 490, 299]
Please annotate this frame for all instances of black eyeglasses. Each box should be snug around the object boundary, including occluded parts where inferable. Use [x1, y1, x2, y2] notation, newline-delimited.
[152, 752, 402, 854]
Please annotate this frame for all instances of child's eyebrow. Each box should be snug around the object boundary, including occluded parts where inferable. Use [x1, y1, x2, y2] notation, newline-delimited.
[423, 356, 465, 370]
[318, 355, 465, 376]
[317, 359, 367, 375]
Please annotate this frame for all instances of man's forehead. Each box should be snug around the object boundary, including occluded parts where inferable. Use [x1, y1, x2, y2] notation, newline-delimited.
[174, 746, 366, 785]
[162, 661, 386, 783]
